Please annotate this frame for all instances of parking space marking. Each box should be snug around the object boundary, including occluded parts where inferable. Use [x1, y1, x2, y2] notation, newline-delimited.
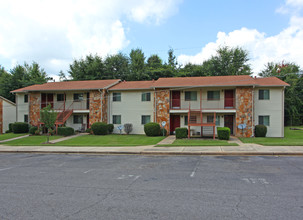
[117, 175, 141, 180]
[0, 167, 14, 172]
[83, 169, 95, 174]
[242, 178, 269, 184]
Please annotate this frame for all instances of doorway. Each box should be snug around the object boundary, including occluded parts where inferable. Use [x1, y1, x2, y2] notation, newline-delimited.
[224, 115, 234, 134]
[170, 115, 180, 135]
[171, 91, 180, 109]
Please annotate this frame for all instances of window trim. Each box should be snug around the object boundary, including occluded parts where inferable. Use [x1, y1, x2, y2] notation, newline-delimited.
[258, 115, 270, 126]
[113, 93, 121, 102]
[141, 115, 151, 125]
[207, 115, 220, 126]
[73, 115, 83, 124]
[259, 89, 270, 100]
[184, 91, 197, 101]
[207, 91, 220, 101]
[24, 114, 28, 123]
[141, 92, 151, 102]
[73, 93, 84, 102]
[57, 93, 65, 102]
[24, 94, 28, 103]
[113, 115, 121, 124]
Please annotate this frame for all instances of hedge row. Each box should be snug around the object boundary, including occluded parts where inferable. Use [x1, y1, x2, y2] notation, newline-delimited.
[217, 127, 230, 140]
[57, 127, 75, 136]
[91, 122, 115, 135]
[12, 122, 29, 133]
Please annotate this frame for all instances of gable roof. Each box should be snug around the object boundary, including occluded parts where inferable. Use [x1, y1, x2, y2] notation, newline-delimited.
[0, 96, 16, 106]
[152, 75, 289, 88]
[11, 79, 121, 93]
[109, 80, 155, 91]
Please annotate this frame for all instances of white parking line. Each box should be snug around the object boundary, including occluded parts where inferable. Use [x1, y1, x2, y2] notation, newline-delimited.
[84, 169, 95, 174]
[0, 167, 14, 172]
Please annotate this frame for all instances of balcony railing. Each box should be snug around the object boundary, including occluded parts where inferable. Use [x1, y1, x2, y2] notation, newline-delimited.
[40, 100, 89, 111]
[170, 98, 235, 110]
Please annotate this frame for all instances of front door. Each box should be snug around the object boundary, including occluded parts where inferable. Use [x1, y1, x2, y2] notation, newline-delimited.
[224, 90, 234, 108]
[224, 115, 234, 134]
[171, 91, 180, 108]
[170, 115, 180, 134]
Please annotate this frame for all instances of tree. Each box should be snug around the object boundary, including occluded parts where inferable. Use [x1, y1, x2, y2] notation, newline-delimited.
[58, 71, 67, 81]
[128, 48, 148, 80]
[259, 61, 302, 125]
[167, 48, 178, 70]
[40, 104, 57, 143]
[104, 53, 130, 80]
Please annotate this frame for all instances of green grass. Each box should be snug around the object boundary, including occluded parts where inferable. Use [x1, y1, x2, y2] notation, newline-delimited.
[0, 133, 27, 141]
[239, 126, 303, 146]
[3, 135, 63, 146]
[158, 138, 238, 147]
[55, 134, 166, 146]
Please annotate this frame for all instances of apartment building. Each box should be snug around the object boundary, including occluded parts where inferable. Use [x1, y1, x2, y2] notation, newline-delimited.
[11, 75, 289, 137]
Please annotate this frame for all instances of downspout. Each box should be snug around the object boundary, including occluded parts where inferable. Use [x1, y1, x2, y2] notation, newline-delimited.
[252, 85, 255, 137]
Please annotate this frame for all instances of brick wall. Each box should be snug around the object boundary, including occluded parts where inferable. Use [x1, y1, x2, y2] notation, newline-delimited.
[29, 92, 41, 126]
[101, 89, 108, 123]
[155, 89, 170, 133]
[236, 87, 253, 137]
[0, 99, 3, 133]
[89, 90, 102, 127]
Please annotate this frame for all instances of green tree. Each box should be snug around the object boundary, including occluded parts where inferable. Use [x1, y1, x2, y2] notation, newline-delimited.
[128, 48, 148, 80]
[167, 48, 178, 70]
[104, 53, 130, 80]
[40, 104, 57, 143]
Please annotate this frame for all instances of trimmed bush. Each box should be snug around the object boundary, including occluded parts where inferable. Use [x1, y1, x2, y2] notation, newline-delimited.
[57, 127, 74, 136]
[29, 126, 38, 135]
[107, 124, 114, 134]
[91, 122, 108, 135]
[144, 122, 160, 136]
[124, 123, 133, 134]
[12, 122, 29, 133]
[175, 127, 188, 139]
[5, 130, 10, 133]
[86, 128, 92, 134]
[255, 125, 267, 137]
[8, 123, 14, 132]
[217, 127, 230, 140]
[159, 128, 167, 136]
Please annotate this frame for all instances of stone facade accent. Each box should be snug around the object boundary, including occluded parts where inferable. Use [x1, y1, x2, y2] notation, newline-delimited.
[155, 89, 170, 133]
[29, 92, 41, 126]
[236, 87, 253, 137]
[0, 99, 3, 133]
[101, 89, 108, 123]
[89, 90, 102, 127]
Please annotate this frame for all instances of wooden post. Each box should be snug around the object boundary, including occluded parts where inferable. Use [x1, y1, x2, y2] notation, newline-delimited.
[213, 112, 216, 140]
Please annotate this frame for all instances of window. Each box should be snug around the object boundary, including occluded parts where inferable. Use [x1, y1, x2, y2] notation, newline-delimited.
[57, 94, 65, 102]
[141, 92, 151, 101]
[113, 115, 121, 124]
[207, 115, 220, 126]
[259, 116, 270, 126]
[259, 90, 270, 100]
[24, 94, 28, 103]
[185, 91, 197, 101]
[184, 116, 188, 125]
[74, 93, 83, 102]
[113, 93, 121, 102]
[73, 115, 83, 124]
[207, 91, 220, 100]
[141, 115, 151, 124]
[24, 114, 28, 123]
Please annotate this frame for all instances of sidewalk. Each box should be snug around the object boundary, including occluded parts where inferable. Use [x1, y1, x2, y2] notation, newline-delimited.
[0, 144, 302, 156]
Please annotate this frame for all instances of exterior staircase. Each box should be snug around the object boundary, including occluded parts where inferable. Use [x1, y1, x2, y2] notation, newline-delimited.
[55, 109, 73, 125]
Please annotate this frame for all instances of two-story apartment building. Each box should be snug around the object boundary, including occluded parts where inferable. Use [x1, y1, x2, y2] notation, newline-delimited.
[11, 75, 289, 137]
[0, 96, 16, 133]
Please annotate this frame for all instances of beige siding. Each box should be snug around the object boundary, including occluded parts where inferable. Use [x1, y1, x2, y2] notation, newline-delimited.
[16, 93, 29, 122]
[2, 100, 16, 133]
[254, 87, 284, 137]
[65, 114, 88, 131]
[109, 91, 154, 134]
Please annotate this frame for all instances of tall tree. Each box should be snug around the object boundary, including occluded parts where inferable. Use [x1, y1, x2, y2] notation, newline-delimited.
[40, 104, 57, 143]
[104, 53, 130, 80]
[128, 48, 148, 80]
[167, 48, 178, 70]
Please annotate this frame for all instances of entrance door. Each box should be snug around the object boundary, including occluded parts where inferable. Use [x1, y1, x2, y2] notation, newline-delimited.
[171, 91, 180, 108]
[47, 93, 54, 108]
[224, 115, 234, 134]
[224, 90, 234, 108]
[170, 115, 180, 134]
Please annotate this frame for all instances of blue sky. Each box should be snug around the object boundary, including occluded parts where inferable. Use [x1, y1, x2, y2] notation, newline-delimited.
[1, 0, 302, 79]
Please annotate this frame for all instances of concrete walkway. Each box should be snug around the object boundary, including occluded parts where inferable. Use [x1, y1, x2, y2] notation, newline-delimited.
[0, 135, 29, 143]
[50, 133, 89, 144]
[156, 135, 176, 145]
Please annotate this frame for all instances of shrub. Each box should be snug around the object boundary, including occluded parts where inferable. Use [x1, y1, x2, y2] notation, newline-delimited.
[57, 127, 74, 136]
[159, 128, 167, 136]
[9, 123, 14, 132]
[175, 127, 188, 139]
[29, 126, 38, 135]
[124, 123, 133, 134]
[217, 127, 230, 140]
[144, 122, 160, 136]
[91, 122, 108, 135]
[107, 124, 114, 134]
[86, 128, 92, 134]
[12, 122, 29, 133]
[255, 125, 267, 137]
[5, 130, 10, 133]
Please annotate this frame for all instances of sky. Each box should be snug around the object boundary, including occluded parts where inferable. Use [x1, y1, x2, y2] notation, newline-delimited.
[1, 0, 303, 80]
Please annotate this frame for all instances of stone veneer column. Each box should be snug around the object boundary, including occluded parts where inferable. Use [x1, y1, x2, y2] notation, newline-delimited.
[236, 87, 253, 137]
[89, 90, 102, 127]
[0, 99, 3, 133]
[155, 89, 170, 133]
[29, 92, 41, 126]
[101, 89, 108, 123]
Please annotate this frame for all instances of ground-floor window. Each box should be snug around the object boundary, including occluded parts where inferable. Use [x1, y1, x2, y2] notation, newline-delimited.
[113, 115, 121, 124]
[207, 115, 220, 126]
[73, 115, 83, 124]
[24, 114, 28, 123]
[141, 115, 151, 124]
[259, 115, 270, 126]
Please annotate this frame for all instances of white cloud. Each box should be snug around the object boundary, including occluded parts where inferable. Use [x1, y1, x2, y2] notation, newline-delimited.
[178, 1, 303, 75]
[0, 0, 182, 78]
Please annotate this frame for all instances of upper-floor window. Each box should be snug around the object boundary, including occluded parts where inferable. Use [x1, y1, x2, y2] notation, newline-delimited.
[207, 91, 220, 100]
[57, 94, 65, 102]
[207, 115, 220, 126]
[259, 115, 270, 126]
[142, 92, 151, 101]
[73, 115, 83, 124]
[113, 115, 121, 124]
[141, 115, 151, 124]
[185, 91, 197, 101]
[113, 93, 121, 102]
[24, 94, 28, 103]
[74, 93, 84, 102]
[259, 90, 270, 100]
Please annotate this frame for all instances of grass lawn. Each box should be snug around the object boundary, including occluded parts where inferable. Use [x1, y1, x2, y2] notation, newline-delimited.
[0, 133, 28, 141]
[3, 135, 63, 146]
[239, 127, 303, 146]
[158, 138, 238, 147]
[55, 134, 166, 146]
